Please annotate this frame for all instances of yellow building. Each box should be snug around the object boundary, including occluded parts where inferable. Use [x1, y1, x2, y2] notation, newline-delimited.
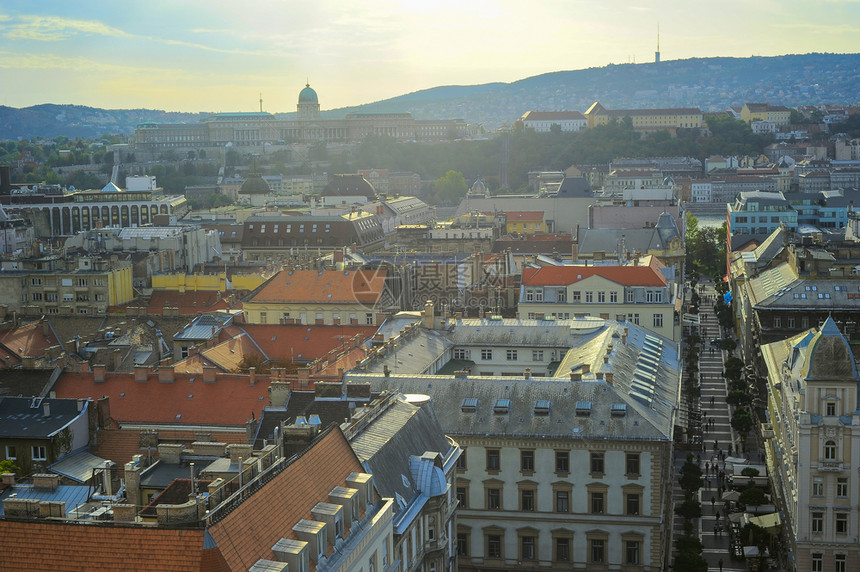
[584, 101, 703, 131]
[740, 103, 791, 126]
[504, 211, 547, 234]
[242, 268, 392, 326]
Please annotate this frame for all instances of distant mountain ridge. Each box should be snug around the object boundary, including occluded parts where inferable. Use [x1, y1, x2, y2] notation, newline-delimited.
[2, 53, 858, 139]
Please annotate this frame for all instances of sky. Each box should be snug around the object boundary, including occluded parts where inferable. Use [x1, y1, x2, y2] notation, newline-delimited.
[0, 0, 858, 113]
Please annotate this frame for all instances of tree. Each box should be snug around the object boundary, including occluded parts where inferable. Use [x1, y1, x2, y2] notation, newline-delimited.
[739, 484, 767, 509]
[720, 338, 737, 354]
[675, 498, 702, 520]
[432, 170, 468, 205]
[726, 390, 752, 408]
[0, 459, 21, 474]
[732, 409, 755, 444]
[679, 455, 703, 499]
[724, 357, 745, 381]
[741, 467, 761, 478]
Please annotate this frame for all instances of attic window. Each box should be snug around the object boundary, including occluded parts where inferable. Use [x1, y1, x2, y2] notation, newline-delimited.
[575, 401, 592, 416]
[494, 399, 511, 414]
[534, 400, 551, 416]
[611, 403, 628, 416]
[461, 398, 478, 412]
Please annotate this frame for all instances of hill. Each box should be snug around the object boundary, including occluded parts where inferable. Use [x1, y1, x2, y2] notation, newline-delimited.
[2, 53, 858, 139]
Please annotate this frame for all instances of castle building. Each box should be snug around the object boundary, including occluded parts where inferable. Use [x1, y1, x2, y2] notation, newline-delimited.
[134, 84, 468, 150]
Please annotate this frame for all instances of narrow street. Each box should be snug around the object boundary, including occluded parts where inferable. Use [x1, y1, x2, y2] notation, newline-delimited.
[671, 277, 763, 571]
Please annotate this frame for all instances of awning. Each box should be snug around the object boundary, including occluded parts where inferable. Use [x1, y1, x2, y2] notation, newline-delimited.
[722, 490, 742, 502]
[49, 450, 109, 483]
[749, 512, 782, 530]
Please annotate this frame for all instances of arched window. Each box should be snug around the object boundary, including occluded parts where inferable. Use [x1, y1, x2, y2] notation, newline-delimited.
[825, 441, 837, 460]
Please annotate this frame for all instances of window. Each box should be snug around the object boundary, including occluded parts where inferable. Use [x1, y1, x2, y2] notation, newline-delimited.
[555, 537, 570, 562]
[655, 290, 663, 303]
[520, 488, 535, 511]
[456, 533, 469, 557]
[825, 440, 837, 460]
[520, 450, 534, 473]
[521, 536, 535, 560]
[625, 540, 641, 565]
[597, 291, 606, 303]
[77, 278, 87, 287]
[837, 477, 848, 498]
[836, 512, 848, 535]
[487, 449, 500, 471]
[457, 486, 468, 508]
[626, 493, 641, 515]
[454, 349, 471, 360]
[366, 313, 373, 325]
[31, 292, 42, 301]
[456, 449, 467, 470]
[653, 313, 663, 328]
[590, 491, 604, 514]
[5, 445, 16, 460]
[585, 291, 593, 303]
[487, 534, 502, 559]
[555, 451, 569, 473]
[532, 350, 544, 361]
[259, 312, 267, 324]
[827, 402, 836, 416]
[610, 291, 618, 303]
[591, 452, 605, 475]
[812, 477, 824, 497]
[486, 486, 501, 509]
[32, 445, 47, 461]
[590, 539, 605, 563]
[787, 316, 795, 328]
[555, 490, 570, 512]
[626, 452, 641, 475]
[557, 288, 567, 302]
[572, 291, 581, 302]
[31, 278, 42, 286]
[481, 349, 492, 360]
[506, 349, 518, 361]
[629, 313, 640, 325]
[646, 290, 654, 302]
[773, 316, 781, 328]
[46, 293, 57, 302]
[812, 512, 824, 534]
[811, 553, 822, 572]
[836, 554, 846, 572]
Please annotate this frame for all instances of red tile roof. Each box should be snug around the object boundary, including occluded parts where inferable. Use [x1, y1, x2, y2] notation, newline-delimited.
[54, 371, 268, 426]
[208, 427, 366, 571]
[505, 211, 544, 221]
[146, 290, 235, 315]
[0, 320, 62, 366]
[0, 520, 209, 572]
[522, 264, 667, 287]
[174, 333, 261, 373]
[91, 427, 249, 465]
[235, 324, 377, 362]
[249, 269, 386, 304]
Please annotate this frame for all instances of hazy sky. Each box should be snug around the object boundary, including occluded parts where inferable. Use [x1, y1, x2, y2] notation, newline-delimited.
[0, 0, 857, 113]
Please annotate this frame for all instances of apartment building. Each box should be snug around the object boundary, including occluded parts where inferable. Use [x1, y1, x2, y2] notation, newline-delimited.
[518, 257, 677, 340]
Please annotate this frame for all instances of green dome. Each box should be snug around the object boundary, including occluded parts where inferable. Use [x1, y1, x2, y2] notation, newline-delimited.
[298, 83, 318, 104]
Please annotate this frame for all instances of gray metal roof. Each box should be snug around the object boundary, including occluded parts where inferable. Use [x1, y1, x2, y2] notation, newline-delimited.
[0, 484, 91, 516]
[49, 450, 109, 483]
[749, 261, 860, 310]
[0, 397, 87, 439]
[450, 317, 605, 347]
[347, 396, 453, 515]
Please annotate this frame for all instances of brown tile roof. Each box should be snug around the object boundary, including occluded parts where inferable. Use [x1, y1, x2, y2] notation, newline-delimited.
[175, 333, 261, 373]
[0, 319, 61, 366]
[208, 427, 366, 571]
[54, 371, 268, 426]
[0, 520, 208, 571]
[250, 269, 386, 305]
[90, 427, 249, 465]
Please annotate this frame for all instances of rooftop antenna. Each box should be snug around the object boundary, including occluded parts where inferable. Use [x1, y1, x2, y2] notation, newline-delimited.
[655, 24, 661, 63]
[259, 93, 263, 113]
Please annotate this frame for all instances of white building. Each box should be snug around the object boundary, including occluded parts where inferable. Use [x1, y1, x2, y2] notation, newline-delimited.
[521, 111, 587, 133]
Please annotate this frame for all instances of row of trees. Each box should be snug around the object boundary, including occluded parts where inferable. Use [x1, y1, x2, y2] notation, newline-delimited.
[675, 454, 708, 571]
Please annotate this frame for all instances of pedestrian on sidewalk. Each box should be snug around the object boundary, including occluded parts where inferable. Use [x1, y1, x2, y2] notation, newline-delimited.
[716, 510, 721, 521]
[711, 495, 716, 512]
[719, 557, 724, 572]
[710, 395, 715, 406]
[705, 461, 710, 474]
[728, 445, 733, 456]
[713, 440, 718, 451]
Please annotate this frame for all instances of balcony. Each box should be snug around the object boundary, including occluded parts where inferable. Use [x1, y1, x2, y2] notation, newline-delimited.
[761, 423, 774, 439]
[818, 461, 844, 472]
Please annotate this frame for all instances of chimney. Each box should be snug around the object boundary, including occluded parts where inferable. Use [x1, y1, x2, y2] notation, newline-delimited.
[32, 474, 59, 491]
[227, 444, 252, 464]
[97, 396, 111, 428]
[570, 372, 582, 381]
[157, 443, 184, 464]
[124, 461, 141, 506]
[423, 300, 436, 330]
[112, 504, 137, 522]
[39, 501, 66, 518]
[203, 366, 217, 383]
[1, 473, 16, 486]
[605, 372, 614, 383]
[582, 363, 590, 374]
[94, 363, 107, 382]
[134, 365, 148, 382]
[42, 402, 51, 417]
[524, 368, 531, 379]
[158, 365, 175, 383]
[268, 381, 291, 408]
